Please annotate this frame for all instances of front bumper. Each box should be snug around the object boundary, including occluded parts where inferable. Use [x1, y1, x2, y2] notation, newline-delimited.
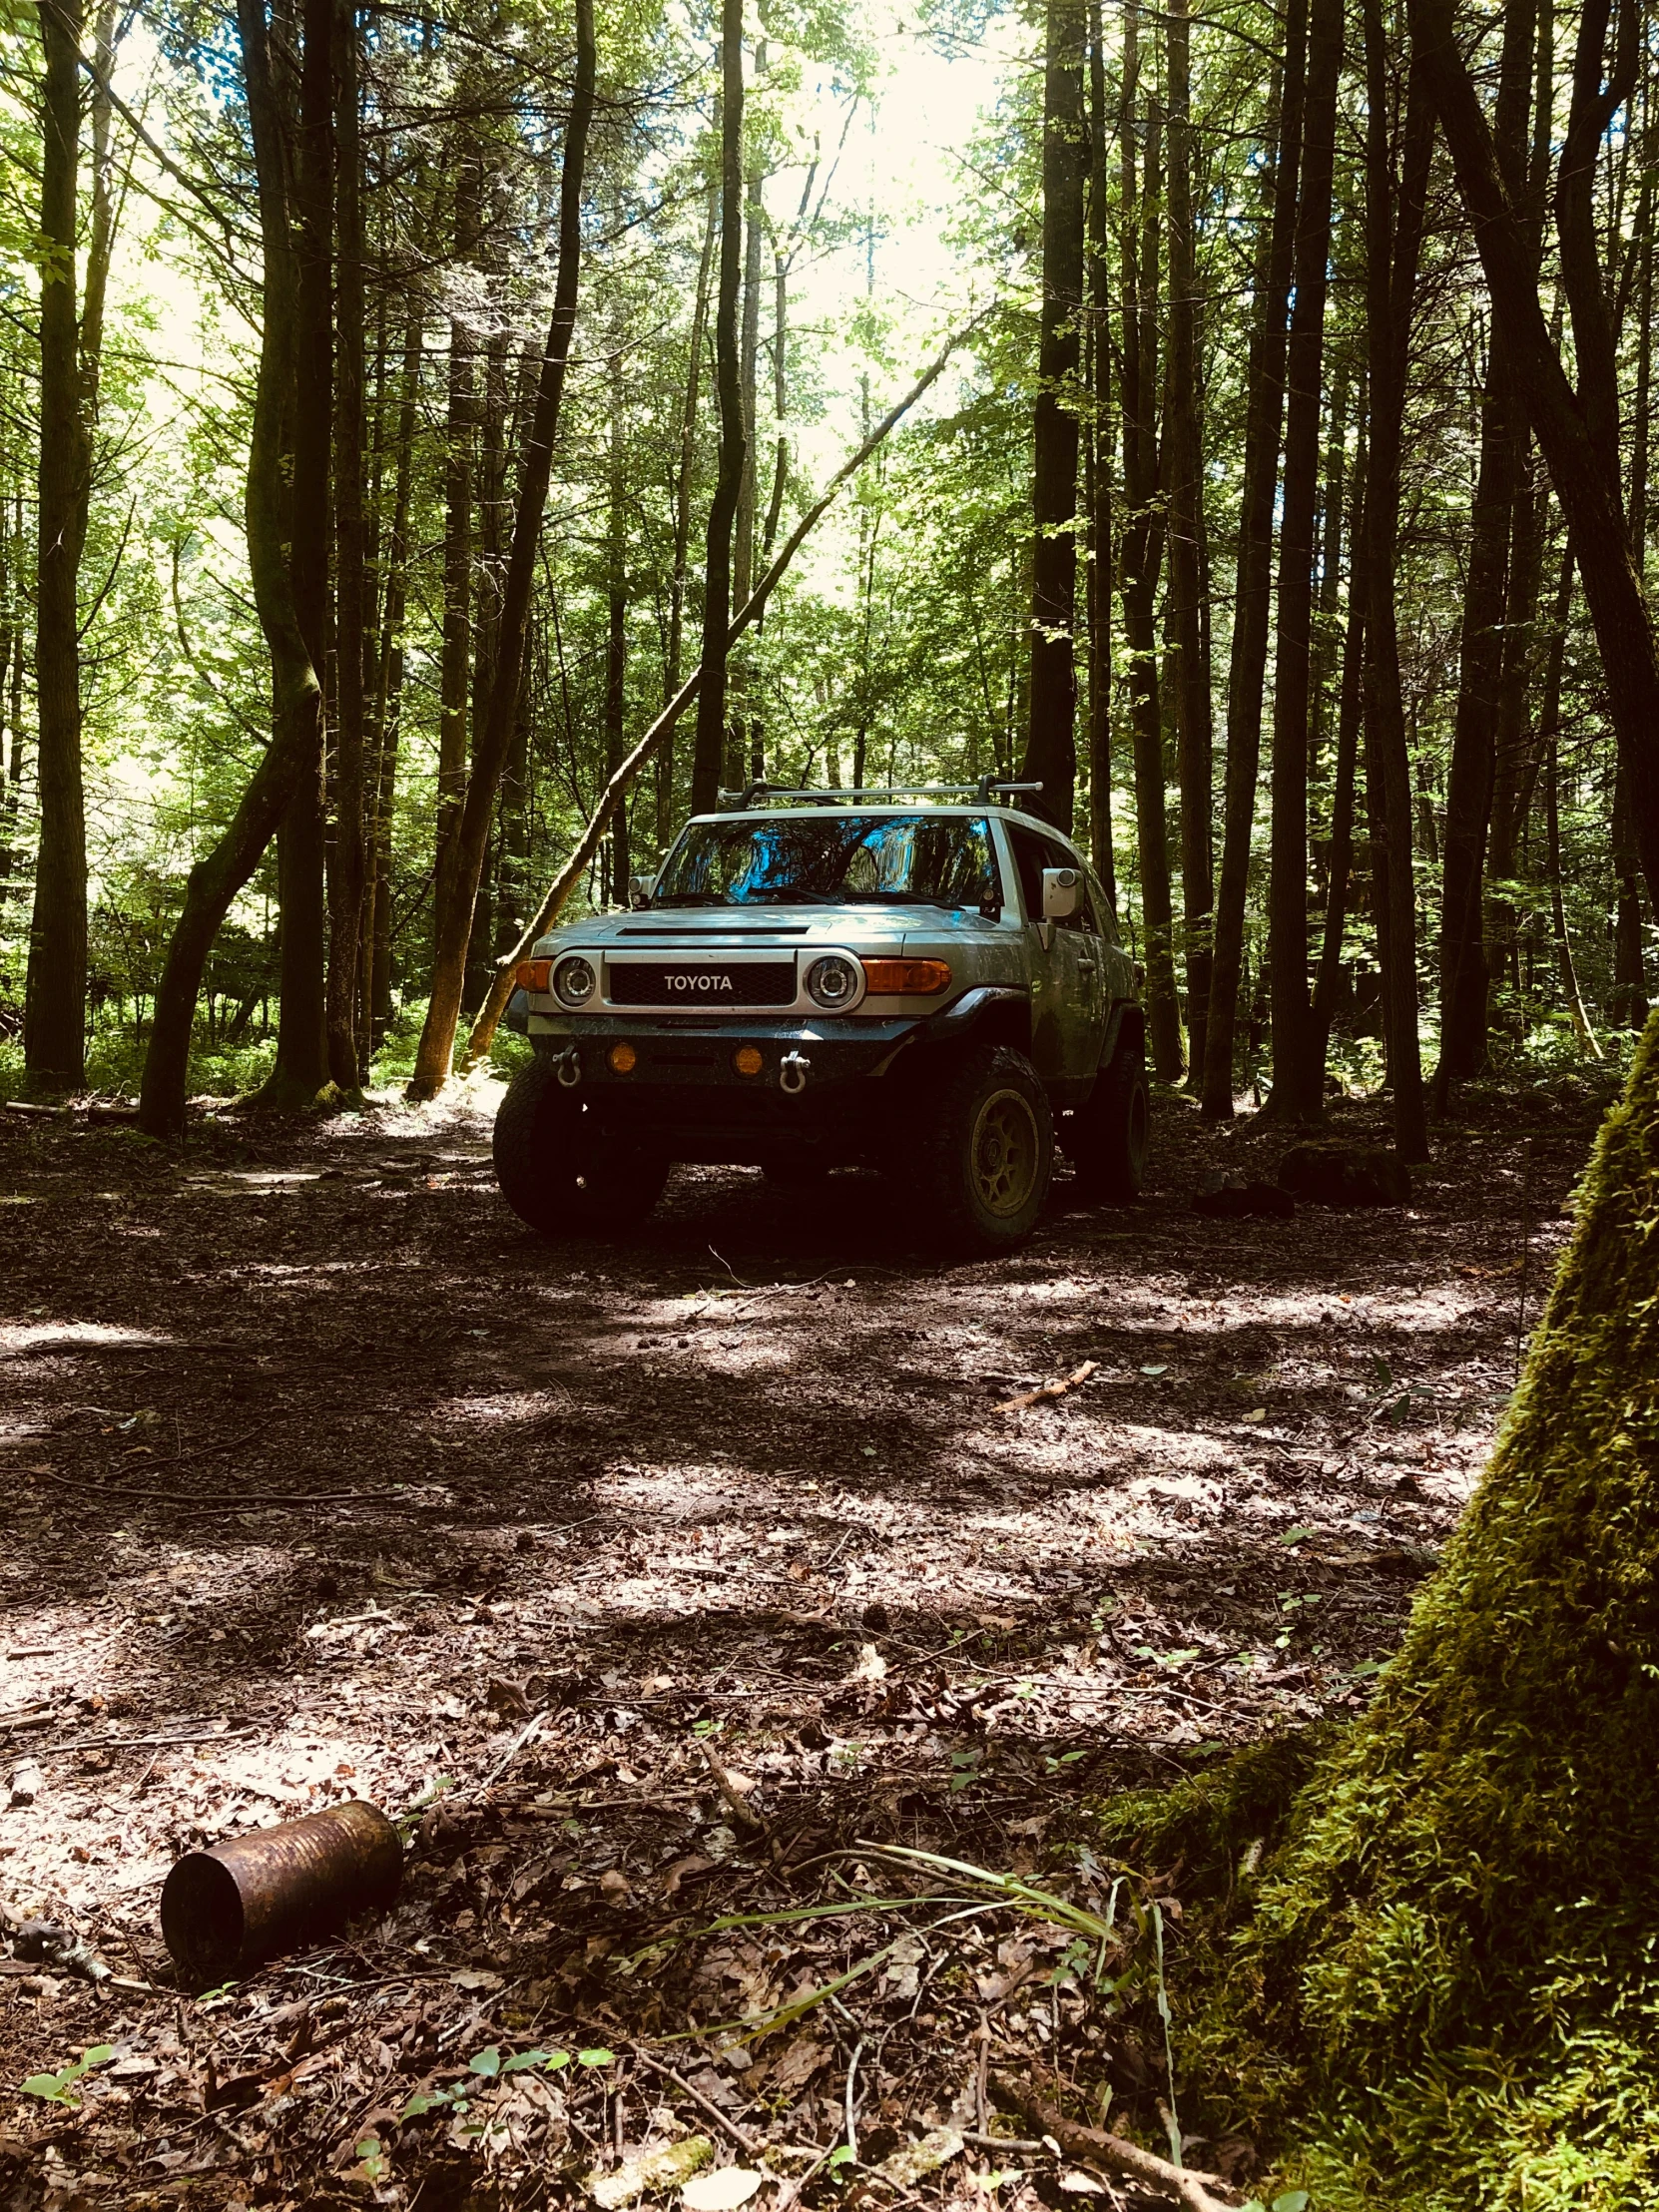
[535, 1012, 915, 1159]
[517, 986, 1029, 1164]
[526, 1012, 914, 1161]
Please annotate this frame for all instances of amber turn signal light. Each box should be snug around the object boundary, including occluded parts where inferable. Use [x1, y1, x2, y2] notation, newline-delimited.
[732, 1045, 764, 1077]
[515, 958, 554, 994]
[607, 1042, 638, 1075]
[859, 957, 951, 995]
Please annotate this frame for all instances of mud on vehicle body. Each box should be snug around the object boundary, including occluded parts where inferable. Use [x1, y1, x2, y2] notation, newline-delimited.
[493, 783, 1149, 1254]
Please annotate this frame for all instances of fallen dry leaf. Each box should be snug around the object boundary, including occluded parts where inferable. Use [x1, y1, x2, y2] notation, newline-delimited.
[681, 2168, 765, 2212]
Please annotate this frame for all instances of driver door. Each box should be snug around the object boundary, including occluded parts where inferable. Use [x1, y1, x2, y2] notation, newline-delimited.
[1006, 825, 1098, 1084]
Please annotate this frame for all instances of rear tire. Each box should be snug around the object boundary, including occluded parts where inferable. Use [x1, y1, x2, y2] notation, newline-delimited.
[492, 1056, 668, 1237]
[1066, 1040, 1149, 1202]
[911, 1044, 1052, 1254]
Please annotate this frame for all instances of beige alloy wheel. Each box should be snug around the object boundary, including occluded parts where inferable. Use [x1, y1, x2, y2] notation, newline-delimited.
[970, 1086, 1041, 1217]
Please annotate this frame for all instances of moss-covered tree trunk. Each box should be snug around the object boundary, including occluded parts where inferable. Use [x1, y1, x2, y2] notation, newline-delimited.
[1237, 1006, 1659, 2202]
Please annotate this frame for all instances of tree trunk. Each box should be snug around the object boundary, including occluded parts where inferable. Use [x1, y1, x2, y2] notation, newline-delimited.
[690, 5, 747, 816]
[263, 0, 333, 1110]
[1202, 6, 1307, 1118]
[0, 488, 26, 913]
[605, 348, 629, 906]
[405, 0, 594, 1100]
[1227, 1008, 1659, 2201]
[1362, 4, 1430, 1163]
[1265, 0, 1342, 1124]
[1085, 0, 1114, 901]
[660, 170, 718, 849]
[1538, 564, 1599, 1057]
[1433, 0, 1535, 1095]
[1166, 0, 1212, 1087]
[1481, 461, 1551, 1045]
[363, 303, 421, 1054]
[1411, 0, 1659, 921]
[1313, 421, 1367, 1060]
[1118, 0, 1182, 1080]
[1611, 764, 1648, 1029]
[432, 211, 475, 1010]
[325, 0, 365, 1092]
[1019, 0, 1087, 835]
[731, 107, 765, 790]
[138, 0, 326, 1139]
[25, 0, 90, 1087]
[465, 321, 512, 1010]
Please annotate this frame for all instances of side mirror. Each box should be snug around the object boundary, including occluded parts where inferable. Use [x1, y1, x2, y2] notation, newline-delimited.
[628, 873, 654, 911]
[1041, 866, 1080, 922]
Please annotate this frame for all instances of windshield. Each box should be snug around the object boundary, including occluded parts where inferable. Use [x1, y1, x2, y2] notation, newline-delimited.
[655, 814, 1000, 909]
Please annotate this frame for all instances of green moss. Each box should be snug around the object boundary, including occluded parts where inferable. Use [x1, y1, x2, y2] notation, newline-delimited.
[1098, 1012, 1659, 2209]
[1087, 1728, 1335, 1899]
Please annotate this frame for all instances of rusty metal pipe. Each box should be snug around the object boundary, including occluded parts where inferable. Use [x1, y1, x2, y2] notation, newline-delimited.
[161, 1800, 403, 1984]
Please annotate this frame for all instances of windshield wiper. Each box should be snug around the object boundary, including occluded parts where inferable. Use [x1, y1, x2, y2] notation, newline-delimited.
[741, 886, 841, 903]
[654, 892, 730, 905]
[838, 889, 952, 905]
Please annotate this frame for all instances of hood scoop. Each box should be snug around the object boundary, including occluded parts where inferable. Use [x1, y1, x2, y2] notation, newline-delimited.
[618, 923, 812, 937]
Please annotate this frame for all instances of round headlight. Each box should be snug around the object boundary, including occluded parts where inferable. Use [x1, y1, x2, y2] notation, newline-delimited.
[554, 955, 597, 1007]
[806, 954, 859, 1009]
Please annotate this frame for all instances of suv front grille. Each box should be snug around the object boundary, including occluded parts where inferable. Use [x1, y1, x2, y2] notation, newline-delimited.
[607, 960, 797, 1007]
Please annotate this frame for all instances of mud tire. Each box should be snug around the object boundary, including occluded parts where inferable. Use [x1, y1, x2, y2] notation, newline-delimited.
[492, 1056, 668, 1237]
[1066, 1040, 1149, 1203]
[910, 1044, 1052, 1254]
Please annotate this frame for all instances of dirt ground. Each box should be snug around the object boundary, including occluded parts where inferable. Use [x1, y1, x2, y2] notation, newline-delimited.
[0, 1073, 1605, 2212]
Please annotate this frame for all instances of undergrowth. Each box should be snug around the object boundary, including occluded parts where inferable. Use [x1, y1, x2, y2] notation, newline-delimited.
[0, 998, 529, 1106]
[1091, 1011, 1659, 2211]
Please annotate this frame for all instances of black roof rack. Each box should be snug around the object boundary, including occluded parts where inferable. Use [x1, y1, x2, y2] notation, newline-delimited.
[714, 779, 1043, 811]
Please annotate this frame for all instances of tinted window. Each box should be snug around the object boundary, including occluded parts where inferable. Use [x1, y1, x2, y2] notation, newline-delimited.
[656, 815, 998, 909]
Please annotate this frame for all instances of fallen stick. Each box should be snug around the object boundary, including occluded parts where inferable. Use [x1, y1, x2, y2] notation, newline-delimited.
[994, 1360, 1099, 1414]
[989, 2072, 1240, 2212]
[697, 1737, 766, 1833]
[459, 306, 989, 1071]
[629, 2047, 760, 2156]
[34, 1725, 262, 1757]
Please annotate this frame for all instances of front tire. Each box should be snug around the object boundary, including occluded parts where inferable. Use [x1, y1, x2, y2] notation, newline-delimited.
[1066, 1039, 1149, 1202]
[911, 1044, 1052, 1254]
[492, 1057, 668, 1237]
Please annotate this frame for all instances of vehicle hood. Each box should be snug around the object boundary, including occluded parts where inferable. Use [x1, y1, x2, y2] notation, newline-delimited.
[533, 904, 995, 955]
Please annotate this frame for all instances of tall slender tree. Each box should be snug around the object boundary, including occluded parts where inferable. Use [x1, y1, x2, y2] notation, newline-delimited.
[1362, 5, 1430, 1163]
[1265, 0, 1342, 1122]
[690, 7, 747, 816]
[25, 0, 92, 1085]
[326, 0, 367, 1092]
[406, 0, 595, 1099]
[1165, 0, 1213, 1089]
[138, 0, 329, 1137]
[262, 0, 334, 1109]
[1202, 9, 1307, 1118]
[1019, 0, 1086, 834]
[1117, 0, 1183, 1079]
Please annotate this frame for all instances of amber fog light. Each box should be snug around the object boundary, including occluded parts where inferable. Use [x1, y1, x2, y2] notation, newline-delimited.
[608, 1042, 638, 1075]
[733, 1045, 764, 1077]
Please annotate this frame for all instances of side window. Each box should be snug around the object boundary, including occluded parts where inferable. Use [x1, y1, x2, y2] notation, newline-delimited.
[1006, 825, 1049, 922]
[1085, 868, 1120, 943]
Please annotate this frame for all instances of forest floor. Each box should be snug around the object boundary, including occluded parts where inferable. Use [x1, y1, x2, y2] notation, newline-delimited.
[0, 1069, 1609, 2212]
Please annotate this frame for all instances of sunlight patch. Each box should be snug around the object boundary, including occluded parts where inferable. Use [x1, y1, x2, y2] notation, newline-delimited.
[0, 1322, 177, 1358]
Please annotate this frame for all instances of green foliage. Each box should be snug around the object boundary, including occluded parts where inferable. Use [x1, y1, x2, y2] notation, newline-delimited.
[20, 2044, 115, 2106]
